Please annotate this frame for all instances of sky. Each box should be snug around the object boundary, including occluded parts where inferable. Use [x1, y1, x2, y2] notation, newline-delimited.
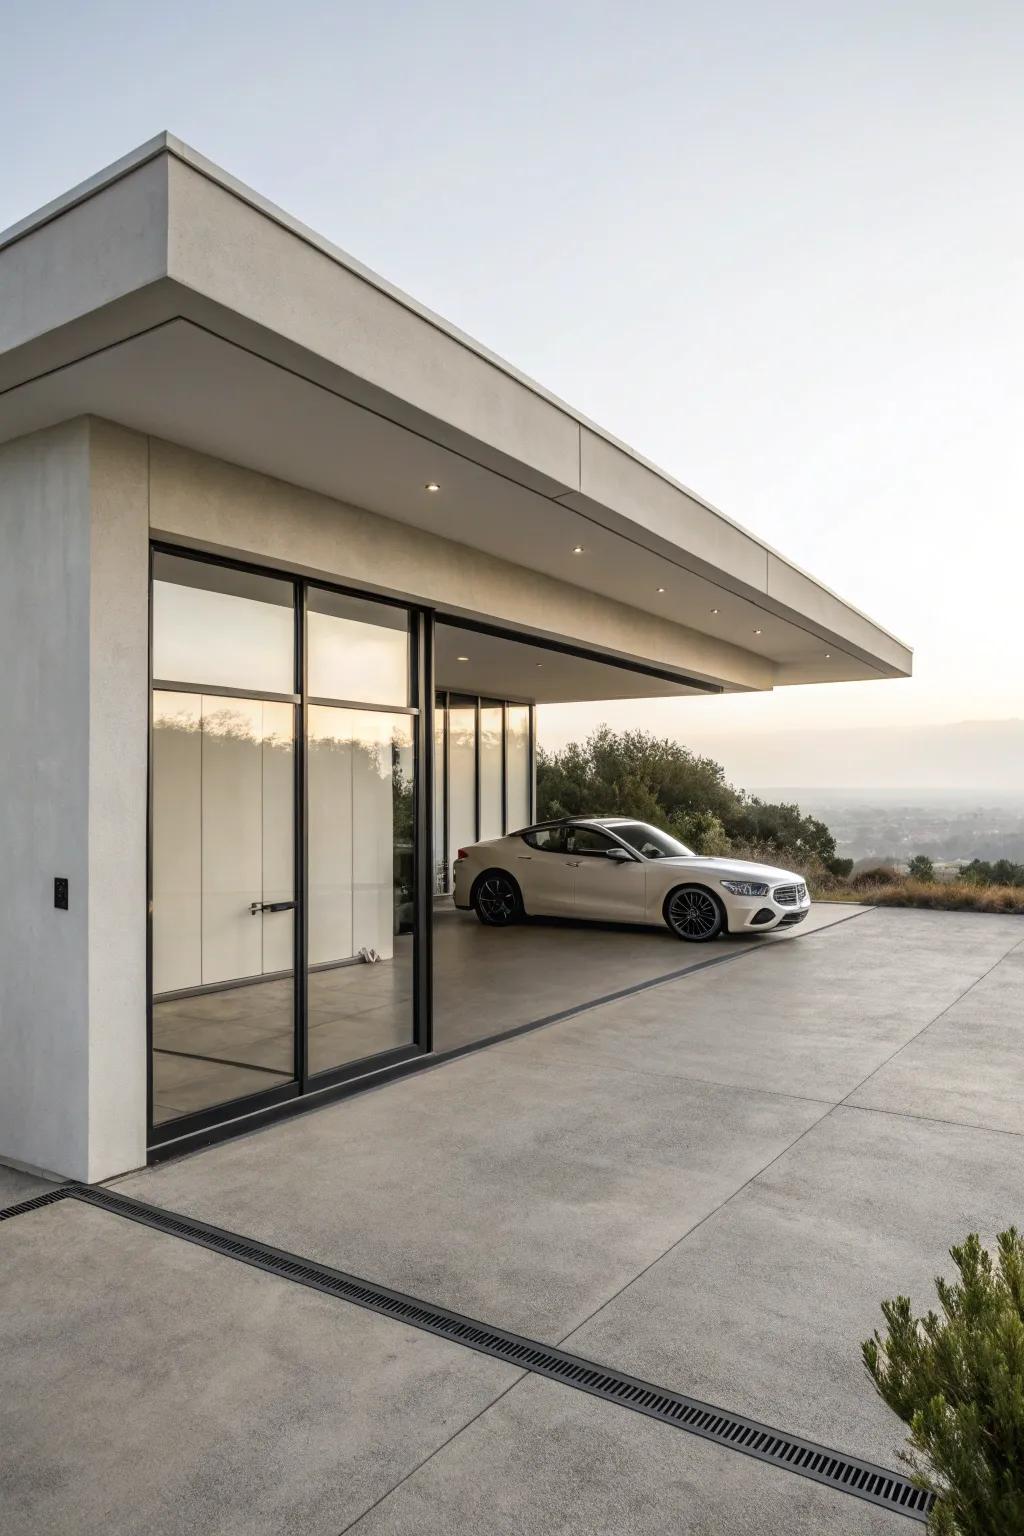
[3, 1, 1022, 786]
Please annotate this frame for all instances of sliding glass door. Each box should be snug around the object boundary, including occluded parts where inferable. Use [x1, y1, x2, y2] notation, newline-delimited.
[305, 587, 417, 1078]
[149, 551, 425, 1145]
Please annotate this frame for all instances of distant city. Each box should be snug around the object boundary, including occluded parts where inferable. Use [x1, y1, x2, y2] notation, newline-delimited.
[753, 787, 1024, 869]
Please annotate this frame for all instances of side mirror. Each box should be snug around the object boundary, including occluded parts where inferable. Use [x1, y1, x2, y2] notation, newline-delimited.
[605, 848, 632, 862]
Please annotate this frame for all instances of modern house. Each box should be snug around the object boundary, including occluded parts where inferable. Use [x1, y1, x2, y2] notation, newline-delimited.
[0, 135, 911, 1183]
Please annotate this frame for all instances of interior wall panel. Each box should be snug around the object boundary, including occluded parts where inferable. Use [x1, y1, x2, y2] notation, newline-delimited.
[201, 696, 263, 984]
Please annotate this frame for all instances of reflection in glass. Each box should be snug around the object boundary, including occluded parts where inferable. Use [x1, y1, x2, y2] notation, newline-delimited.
[479, 705, 503, 840]
[506, 705, 531, 829]
[447, 705, 476, 886]
[152, 554, 294, 694]
[307, 589, 409, 705]
[151, 691, 295, 1123]
[434, 700, 447, 893]
[307, 707, 415, 1075]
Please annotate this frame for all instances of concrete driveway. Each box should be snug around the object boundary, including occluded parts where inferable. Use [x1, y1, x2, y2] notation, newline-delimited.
[3, 906, 1022, 1534]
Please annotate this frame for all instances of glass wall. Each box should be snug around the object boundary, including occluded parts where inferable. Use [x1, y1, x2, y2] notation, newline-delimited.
[150, 552, 422, 1143]
[307, 704, 415, 1076]
[479, 705, 503, 841]
[151, 555, 297, 1125]
[506, 705, 532, 830]
[433, 694, 536, 893]
[447, 701, 477, 885]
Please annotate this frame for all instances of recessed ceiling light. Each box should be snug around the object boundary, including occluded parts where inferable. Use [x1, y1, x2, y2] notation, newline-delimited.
[656, 586, 666, 594]
[825, 653, 831, 659]
[536, 662, 544, 668]
[753, 628, 762, 635]
[456, 655, 469, 662]
[710, 608, 719, 615]
[572, 545, 584, 554]
[425, 482, 441, 492]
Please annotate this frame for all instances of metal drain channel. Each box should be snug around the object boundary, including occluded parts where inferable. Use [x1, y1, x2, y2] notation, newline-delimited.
[3, 1183, 932, 1522]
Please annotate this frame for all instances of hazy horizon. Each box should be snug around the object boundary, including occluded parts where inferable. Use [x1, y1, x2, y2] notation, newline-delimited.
[4, 1, 1022, 787]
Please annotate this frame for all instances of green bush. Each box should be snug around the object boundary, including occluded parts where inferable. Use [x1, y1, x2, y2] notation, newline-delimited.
[853, 865, 904, 888]
[908, 854, 936, 882]
[862, 1228, 1024, 1534]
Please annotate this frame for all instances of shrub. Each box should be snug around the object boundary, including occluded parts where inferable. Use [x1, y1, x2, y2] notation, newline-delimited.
[908, 854, 936, 882]
[863, 1228, 1024, 1534]
[852, 865, 904, 888]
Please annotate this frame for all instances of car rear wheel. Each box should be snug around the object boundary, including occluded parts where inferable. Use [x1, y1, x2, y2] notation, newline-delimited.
[473, 870, 524, 926]
[664, 885, 724, 942]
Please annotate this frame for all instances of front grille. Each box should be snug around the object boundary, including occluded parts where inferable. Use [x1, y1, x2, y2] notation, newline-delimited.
[773, 882, 807, 906]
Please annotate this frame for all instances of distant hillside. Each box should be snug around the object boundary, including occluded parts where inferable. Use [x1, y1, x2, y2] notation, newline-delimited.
[681, 719, 1024, 794]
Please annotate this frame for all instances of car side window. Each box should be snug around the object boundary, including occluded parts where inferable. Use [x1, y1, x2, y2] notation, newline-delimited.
[565, 826, 618, 857]
[523, 827, 566, 853]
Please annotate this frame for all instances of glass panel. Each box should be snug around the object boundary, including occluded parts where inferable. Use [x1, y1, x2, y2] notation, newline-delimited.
[479, 705, 503, 841]
[525, 826, 566, 853]
[433, 697, 448, 894]
[151, 690, 295, 1124]
[308, 588, 410, 705]
[307, 706, 415, 1074]
[565, 825, 616, 855]
[447, 704, 477, 885]
[152, 553, 294, 694]
[506, 705, 531, 830]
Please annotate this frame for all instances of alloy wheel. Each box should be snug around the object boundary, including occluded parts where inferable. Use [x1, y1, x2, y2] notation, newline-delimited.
[666, 887, 721, 941]
[477, 874, 519, 924]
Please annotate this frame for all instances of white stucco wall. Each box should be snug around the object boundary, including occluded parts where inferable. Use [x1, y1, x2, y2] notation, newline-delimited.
[0, 419, 148, 1182]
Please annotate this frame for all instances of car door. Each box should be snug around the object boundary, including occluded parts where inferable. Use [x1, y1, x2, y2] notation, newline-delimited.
[514, 827, 576, 915]
[565, 826, 647, 922]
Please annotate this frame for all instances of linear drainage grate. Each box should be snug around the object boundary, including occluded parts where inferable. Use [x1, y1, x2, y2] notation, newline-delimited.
[0, 1186, 70, 1220]
[0, 1181, 934, 1522]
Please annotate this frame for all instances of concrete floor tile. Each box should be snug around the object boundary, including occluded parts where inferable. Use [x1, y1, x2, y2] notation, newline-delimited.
[563, 1103, 1024, 1467]
[505, 908, 1024, 1102]
[848, 940, 1024, 1133]
[0, 1199, 518, 1536]
[117, 1050, 823, 1340]
[0, 1164, 58, 1208]
[345, 1372, 907, 1536]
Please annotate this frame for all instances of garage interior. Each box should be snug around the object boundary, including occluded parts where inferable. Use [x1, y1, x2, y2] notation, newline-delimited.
[149, 577, 710, 1130]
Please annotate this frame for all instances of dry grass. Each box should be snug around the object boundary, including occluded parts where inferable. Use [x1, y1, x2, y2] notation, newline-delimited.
[724, 843, 1024, 914]
[845, 878, 1024, 914]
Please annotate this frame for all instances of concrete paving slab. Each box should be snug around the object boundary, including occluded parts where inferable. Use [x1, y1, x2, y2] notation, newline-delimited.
[116, 1048, 823, 1340]
[0, 1163, 58, 1207]
[501, 909, 1024, 1103]
[430, 900, 862, 1055]
[849, 938, 1024, 1133]
[563, 1102, 1024, 1467]
[0, 1199, 519, 1536]
[345, 1371, 907, 1536]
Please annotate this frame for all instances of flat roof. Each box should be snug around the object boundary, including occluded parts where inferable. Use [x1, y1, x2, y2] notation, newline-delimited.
[0, 134, 912, 690]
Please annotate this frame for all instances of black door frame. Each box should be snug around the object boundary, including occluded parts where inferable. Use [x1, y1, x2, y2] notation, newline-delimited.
[146, 550, 719, 1162]
[147, 543, 432, 1157]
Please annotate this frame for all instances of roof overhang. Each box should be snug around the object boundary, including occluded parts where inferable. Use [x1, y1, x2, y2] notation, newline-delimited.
[0, 134, 912, 691]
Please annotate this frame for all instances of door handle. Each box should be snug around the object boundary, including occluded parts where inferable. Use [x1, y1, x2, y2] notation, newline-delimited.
[250, 900, 296, 915]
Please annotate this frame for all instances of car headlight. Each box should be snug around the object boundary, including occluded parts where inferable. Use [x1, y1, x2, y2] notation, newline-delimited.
[720, 879, 770, 897]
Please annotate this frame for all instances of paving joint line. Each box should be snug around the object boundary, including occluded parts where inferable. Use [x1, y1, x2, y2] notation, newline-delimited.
[836, 931, 1024, 1111]
[0, 1181, 928, 1521]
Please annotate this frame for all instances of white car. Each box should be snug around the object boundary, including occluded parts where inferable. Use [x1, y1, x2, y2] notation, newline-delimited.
[453, 817, 811, 941]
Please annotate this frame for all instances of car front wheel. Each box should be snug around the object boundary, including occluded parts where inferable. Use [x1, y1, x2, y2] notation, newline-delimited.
[664, 885, 724, 942]
[473, 871, 524, 926]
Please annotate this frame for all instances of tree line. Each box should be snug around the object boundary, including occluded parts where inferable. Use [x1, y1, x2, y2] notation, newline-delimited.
[536, 727, 852, 876]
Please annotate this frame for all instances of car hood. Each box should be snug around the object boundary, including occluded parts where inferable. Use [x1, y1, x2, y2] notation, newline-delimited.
[653, 855, 804, 884]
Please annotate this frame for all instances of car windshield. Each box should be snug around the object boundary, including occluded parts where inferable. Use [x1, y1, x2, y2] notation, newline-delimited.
[611, 822, 693, 859]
